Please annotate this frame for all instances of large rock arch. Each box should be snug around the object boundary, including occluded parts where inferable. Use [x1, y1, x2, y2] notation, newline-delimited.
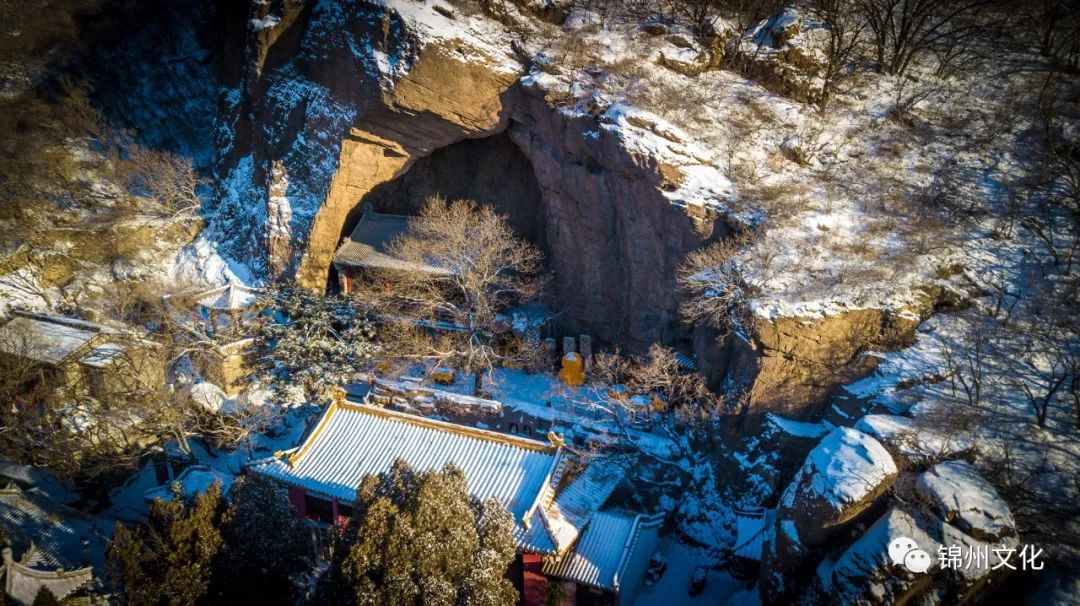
[292, 43, 522, 289]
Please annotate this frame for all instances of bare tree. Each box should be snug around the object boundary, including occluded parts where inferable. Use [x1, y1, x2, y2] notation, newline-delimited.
[890, 73, 941, 126]
[939, 317, 996, 409]
[715, 0, 786, 33]
[1018, 0, 1080, 71]
[569, 344, 723, 474]
[855, 0, 994, 76]
[0, 248, 56, 309]
[805, 0, 866, 113]
[678, 232, 752, 338]
[668, 0, 719, 34]
[125, 145, 204, 217]
[352, 197, 547, 394]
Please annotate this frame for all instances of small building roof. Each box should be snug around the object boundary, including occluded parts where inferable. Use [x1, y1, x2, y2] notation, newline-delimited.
[78, 343, 126, 369]
[0, 312, 115, 366]
[143, 465, 234, 503]
[333, 212, 450, 274]
[0, 485, 90, 571]
[192, 283, 263, 311]
[2, 545, 93, 606]
[249, 402, 561, 550]
[542, 458, 625, 553]
[542, 511, 663, 593]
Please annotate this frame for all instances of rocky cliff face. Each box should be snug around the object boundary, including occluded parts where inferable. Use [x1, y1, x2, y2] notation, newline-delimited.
[506, 83, 731, 349]
[191, 0, 936, 417]
[80, 0, 221, 169]
[209, 0, 730, 350]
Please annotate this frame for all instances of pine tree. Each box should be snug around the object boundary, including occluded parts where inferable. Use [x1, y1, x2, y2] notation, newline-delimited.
[331, 459, 517, 606]
[208, 474, 312, 605]
[257, 285, 380, 403]
[30, 588, 59, 606]
[106, 482, 224, 606]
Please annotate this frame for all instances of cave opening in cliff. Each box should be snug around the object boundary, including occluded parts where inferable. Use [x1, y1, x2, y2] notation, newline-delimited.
[331, 128, 551, 309]
[337, 129, 546, 253]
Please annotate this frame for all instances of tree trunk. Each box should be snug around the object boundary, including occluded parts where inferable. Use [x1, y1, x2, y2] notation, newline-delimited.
[473, 368, 484, 396]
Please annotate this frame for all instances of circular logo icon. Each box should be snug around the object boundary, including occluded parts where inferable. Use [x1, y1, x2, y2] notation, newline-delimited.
[903, 549, 933, 574]
[888, 536, 919, 567]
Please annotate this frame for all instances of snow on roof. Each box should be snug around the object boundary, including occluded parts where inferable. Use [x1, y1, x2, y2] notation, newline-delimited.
[0, 485, 88, 571]
[78, 343, 126, 368]
[542, 458, 625, 553]
[193, 283, 263, 311]
[249, 402, 560, 547]
[542, 511, 663, 592]
[0, 312, 108, 365]
[143, 466, 234, 503]
[0, 460, 76, 505]
[1, 548, 93, 606]
[333, 212, 451, 275]
[782, 427, 897, 511]
[913, 460, 1015, 543]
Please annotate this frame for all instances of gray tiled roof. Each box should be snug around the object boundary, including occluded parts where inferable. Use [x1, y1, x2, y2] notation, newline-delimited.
[194, 283, 263, 311]
[249, 402, 560, 553]
[0, 487, 88, 570]
[332, 212, 450, 274]
[78, 343, 125, 369]
[0, 313, 107, 366]
[542, 511, 663, 592]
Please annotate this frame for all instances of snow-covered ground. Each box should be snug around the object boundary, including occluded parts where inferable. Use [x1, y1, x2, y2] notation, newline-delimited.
[516, 6, 1054, 323]
[636, 538, 753, 606]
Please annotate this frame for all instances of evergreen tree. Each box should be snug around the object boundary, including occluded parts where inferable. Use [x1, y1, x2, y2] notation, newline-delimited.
[106, 482, 224, 606]
[257, 284, 379, 404]
[208, 474, 312, 605]
[331, 459, 517, 606]
[30, 587, 59, 606]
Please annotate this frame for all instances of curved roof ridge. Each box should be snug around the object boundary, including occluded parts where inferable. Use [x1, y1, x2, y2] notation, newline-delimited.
[329, 401, 558, 454]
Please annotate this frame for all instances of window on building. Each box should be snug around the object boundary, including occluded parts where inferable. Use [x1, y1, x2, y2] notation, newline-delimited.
[338, 503, 353, 522]
[304, 493, 334, 524]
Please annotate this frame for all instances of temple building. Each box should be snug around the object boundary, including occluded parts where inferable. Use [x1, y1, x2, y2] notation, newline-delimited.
[331, 211, 450, 295]
[0, 311, 163, 406]
[0, 483, 98, 605]
[162, 282, 263, 395]
[248, 398, 660, 605]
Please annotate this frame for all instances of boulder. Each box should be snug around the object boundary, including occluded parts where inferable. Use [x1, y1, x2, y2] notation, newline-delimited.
[855, 414, 975, 468]
[818, 506, 942, 605]
[186, 381, 227, 413]
[777, 427, 899, 546]
[812, 462, 1019, 605]
[913, 460, 1016, 543]
[760, 427, 898, 604]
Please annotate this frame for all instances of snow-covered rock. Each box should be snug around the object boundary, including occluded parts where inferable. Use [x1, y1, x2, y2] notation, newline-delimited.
[818, 506, 942, 605]
[778, 427, 898, 535]
[187, 381, 227, 413]
[914, 460, 1016, 543]
[761, 427, 898, 604]
[812, 461, 1020, 605]
[855, 414, 975, 467]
